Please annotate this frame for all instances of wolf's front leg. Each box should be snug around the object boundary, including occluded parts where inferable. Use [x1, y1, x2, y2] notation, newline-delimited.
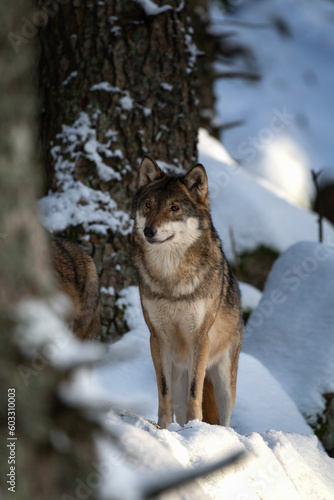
[150, 334, 173, 429]
[186, 334, 209, 424]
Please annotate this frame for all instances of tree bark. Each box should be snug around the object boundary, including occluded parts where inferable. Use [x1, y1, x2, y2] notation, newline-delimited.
[38, 0, 199, 339]
[0, 2, 98, 497]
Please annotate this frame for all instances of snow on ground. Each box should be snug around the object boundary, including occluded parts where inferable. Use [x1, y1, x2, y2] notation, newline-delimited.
[39, 124, 334, 498]
[88, 126, 334, 497]
[96, 412, 334, 500]
[198, 129, 334, 261]
[210, 0, 334, 208]
[243, 241, 334, 423]
[87, 280, 334, 499]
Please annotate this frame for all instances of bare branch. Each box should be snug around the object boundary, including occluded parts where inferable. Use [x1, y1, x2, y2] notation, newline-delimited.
[215, 71, 261, 81]
[311, 169, 324, 243]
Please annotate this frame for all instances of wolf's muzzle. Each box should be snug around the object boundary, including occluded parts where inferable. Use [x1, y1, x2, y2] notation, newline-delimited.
[144, 226, 157, 240]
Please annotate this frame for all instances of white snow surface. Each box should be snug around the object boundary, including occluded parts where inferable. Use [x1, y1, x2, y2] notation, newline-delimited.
[38, 112, 132, 236]
[97, 414, 334, 500]
[198, 129, 334, 262]
[134, 0, 172, 16]
[86, 281, 334, 499]
[211, 0, 334, 208]
[243, 241, 334, 423]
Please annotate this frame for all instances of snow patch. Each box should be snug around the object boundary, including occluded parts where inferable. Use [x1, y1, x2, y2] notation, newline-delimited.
[100, 286, 115, 296]
[62, 71, 78, 86]
[38, 112, 132, 236]
[90, 82, 121, 93]
[134, 0, 172, 16]
[160, 82, 173, 91]
[211, 0, 334, 207]
[244, 241, 334, 422]
[119, 95, 134, 111]
[198, 129, 334, 262]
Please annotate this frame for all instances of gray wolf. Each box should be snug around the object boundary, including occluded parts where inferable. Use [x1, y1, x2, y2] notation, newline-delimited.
[131, 155, 243, 428]
[52, 238, 100, 340]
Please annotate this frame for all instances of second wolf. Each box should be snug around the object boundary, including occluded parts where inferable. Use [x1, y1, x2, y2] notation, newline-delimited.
[132, 156, 243, 428]
[52, 238, 100, 340]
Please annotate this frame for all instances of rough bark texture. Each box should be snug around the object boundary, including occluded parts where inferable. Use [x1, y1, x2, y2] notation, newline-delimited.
[38, 0, 199, 339]
[0, 2, 98, 498]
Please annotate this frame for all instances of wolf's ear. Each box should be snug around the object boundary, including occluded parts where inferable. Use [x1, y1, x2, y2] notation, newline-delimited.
[139, 155, 164, 189]
[183, 164, 208, 204]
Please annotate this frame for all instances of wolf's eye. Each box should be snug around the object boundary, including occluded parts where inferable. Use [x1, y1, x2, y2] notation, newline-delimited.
[171, 205, 179, 212]
[145, 201, 151, 209]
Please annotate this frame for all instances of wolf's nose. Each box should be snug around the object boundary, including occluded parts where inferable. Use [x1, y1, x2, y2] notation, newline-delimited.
[144, 226, 156, 239]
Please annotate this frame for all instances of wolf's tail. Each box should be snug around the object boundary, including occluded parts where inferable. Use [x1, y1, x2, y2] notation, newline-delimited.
[202, 377, 219, 425]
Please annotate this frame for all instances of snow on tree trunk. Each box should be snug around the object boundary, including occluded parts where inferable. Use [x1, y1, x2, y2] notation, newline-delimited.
[0, 2, 99, 498]
[37, 0, 199, 339]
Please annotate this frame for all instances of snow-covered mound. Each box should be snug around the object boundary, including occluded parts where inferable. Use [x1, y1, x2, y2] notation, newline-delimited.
[234, 353, 312, 435]
[243, 241, 334, 422]
[211, 0, 334, 208]
[199, 129, 334, 261]
[89, 282, 334, 499]
[97, 412, 334, 500]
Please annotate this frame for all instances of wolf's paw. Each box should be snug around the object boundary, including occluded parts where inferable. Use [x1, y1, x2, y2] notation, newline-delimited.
[158, 415, 173, 429]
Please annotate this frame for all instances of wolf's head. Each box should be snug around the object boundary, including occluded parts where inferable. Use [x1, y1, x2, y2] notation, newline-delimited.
[132, 156, 210, 247]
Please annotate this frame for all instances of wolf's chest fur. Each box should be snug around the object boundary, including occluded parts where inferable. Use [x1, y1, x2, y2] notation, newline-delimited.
[137, 229, 217, 298]
[142, 296, 207, 365]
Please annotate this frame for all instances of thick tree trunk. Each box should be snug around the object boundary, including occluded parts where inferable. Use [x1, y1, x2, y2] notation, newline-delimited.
[38, 0, 199, 339]
[0, 2, 98, 498]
